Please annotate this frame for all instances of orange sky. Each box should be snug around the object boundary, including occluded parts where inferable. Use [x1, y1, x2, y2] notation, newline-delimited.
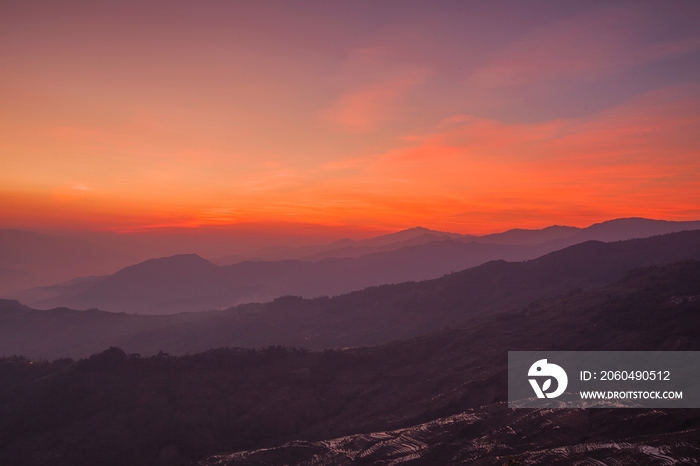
[2, 1, 699, 236]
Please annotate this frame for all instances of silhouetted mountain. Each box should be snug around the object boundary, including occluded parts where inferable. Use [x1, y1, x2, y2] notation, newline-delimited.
[229, 218, 700, 263]
[0, 230, 135, 294]
[547, 217, 700, 248]
[241, 226, 469, 262]
[1, 261, 698, 466]
[16, 240, 542, 314]
[69, 254, 232, 313]
[210, 253, 250, 266]
[470, 218, 700, 249]
[2, 230, 699, 359]
[298, 232, 464, 261]
[352, 226, 469, 247]
[473, 224, 580, 245]
[22, 222, 700, 315]
[6, 219, 699, 303]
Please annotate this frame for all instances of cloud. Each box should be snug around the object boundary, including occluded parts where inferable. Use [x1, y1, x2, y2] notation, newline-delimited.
[322, 70, 427, 132]
[470, 7, 700, 89]
[236, 167, 303, 193]
[321, 46, 430, 132]
[306, 84, 700, 231]
[49, 183, 97, 204]
[15, 83, 699, 234]
[71, 183, 95, 192]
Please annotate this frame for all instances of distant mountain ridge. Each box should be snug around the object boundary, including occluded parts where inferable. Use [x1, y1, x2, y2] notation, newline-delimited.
[5, 218, 700, 314]
[539, 217, 700, 249]
[215, 226, 468, 263]
[2, 229, 699, 359]
[473, 224, 580, 245]
[9, 218, 700, 315]
[215, 218, 700, 263]
[19, 240, 539, 314]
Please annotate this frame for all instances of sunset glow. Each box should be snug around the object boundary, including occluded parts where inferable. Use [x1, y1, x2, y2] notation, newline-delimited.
[2, 1, 699, 236]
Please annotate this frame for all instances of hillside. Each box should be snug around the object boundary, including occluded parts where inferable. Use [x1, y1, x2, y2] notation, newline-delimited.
[0, 261, 698, 465]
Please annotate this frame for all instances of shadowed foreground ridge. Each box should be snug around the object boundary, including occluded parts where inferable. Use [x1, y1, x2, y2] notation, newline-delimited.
[0, 261, 699, 465]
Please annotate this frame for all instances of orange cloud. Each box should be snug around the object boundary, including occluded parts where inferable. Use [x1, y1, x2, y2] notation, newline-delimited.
[2, 3, 699, 236]
[3, 82, 698, 235]
[4, 84, 697, 235]
[322, 73, 427, 132]
[321, 47, 429, 132]
[303, 84, 700, 232]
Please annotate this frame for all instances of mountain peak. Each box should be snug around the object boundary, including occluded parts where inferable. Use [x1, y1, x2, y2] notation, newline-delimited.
[113, 253, 219, 278]
[577, 217, 700, 243]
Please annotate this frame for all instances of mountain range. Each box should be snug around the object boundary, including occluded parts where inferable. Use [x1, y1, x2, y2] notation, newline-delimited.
[216, 217, 700, 263]
[2, 229, 700, 360]
[7, 218, 700, 315]
[1, 260, 698, 465]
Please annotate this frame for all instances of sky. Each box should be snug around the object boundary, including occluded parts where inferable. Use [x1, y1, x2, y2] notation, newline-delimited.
[2, 0, 700, 237]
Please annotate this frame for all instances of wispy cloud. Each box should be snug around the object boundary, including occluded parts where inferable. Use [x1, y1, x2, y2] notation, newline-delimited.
[322, 70, 427, 132]
[471, 7, 700, 89]
[321, 47, 430, 132]
[306, 84, 700, 231]
[71, 183, 94, 192]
